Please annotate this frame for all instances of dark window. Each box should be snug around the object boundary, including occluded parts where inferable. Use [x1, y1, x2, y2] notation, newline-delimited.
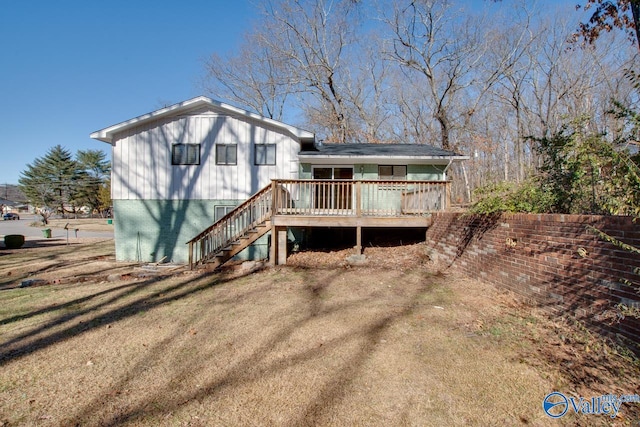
[255, 144, 276, 165]
[216, 144, 237, 165]
[215, 206, 235, 221]
[378, 165, 407, 180]
[172, 144, 200, 165]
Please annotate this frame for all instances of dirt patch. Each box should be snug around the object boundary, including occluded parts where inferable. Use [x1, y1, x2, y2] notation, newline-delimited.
[0, 242, 638, 426]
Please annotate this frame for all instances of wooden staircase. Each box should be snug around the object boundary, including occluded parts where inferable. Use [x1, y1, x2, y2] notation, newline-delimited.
[187, 184, 274, 270]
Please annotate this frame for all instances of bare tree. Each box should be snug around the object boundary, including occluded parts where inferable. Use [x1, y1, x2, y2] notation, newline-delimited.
[342, 40, 396, 143]
[481, 4, 538, 182]
[527, 17, 630, 139]
[261, 0, 363, 142]
[382, 0, 495, 150]
[202, 30, 293, 120]
[198, 0, 640, 203]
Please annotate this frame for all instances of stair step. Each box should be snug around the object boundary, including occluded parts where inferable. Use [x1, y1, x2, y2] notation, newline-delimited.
[192, 213, 272, 270]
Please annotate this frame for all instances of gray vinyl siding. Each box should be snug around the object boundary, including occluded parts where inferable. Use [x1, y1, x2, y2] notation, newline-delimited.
[299, 163, 446, 181]
[407, 164, 444, 180]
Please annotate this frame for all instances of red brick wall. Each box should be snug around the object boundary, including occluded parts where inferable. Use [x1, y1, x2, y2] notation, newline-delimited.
[425, 213, 640, 354]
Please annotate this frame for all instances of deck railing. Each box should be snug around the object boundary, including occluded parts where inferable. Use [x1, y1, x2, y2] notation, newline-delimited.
[187, 179, 450, 268]
[272, 179, 450, 216]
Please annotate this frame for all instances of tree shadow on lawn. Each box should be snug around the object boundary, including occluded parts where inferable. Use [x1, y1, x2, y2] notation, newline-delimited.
[0, 269, 259, 365]
[0, 239, 61, 258]
[0, 249, 119, 290]
[0, 238, 90, 251]
[63, 267, 439, 427]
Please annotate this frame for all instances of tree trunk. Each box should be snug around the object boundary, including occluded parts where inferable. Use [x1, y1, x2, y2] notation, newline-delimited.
[436, 109, 451, 150]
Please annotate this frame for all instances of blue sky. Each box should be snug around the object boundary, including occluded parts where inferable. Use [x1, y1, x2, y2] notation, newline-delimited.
[0, 1, 257, 185]
[0, 1, 583, 186]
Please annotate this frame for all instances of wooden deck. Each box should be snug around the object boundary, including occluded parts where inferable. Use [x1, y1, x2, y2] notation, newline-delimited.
[271, 214, 433, 227]
[187, 179, 450, 269]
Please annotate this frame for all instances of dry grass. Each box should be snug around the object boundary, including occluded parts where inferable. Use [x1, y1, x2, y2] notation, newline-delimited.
[0, 242, 638, 426]
[44, 218, 115, 233]
[0, 240, 135, 290]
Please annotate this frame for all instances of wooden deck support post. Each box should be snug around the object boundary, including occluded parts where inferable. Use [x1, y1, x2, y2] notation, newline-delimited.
[445, 181, 451, 210]
[270, 225, 288, 266]
[276, 226, 288, 265]
[355, 181, 362, 254]
[269, 225, 276, 266]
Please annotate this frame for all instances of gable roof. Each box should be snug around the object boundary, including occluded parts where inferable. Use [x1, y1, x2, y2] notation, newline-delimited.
[90, 96, 316, 144]
[298, 143, 468, 164]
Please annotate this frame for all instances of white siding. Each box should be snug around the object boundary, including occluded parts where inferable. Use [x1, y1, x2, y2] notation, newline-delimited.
[111, 108, 301, 200]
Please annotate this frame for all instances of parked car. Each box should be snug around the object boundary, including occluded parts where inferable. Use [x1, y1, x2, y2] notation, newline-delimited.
[3, 213, 20, 220]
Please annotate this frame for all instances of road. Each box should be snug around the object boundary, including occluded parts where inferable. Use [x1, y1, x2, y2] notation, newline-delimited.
[0, 214, 114, 240]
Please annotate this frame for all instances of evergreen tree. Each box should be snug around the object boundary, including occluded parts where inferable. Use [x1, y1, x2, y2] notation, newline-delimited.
[76, 149, 111, 214]
[19, 145, 84, 217]
[97, 179, 112, 217]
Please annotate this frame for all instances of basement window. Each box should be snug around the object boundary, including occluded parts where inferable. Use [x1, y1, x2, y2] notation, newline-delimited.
[172, 144, 200, 165]
[215, 206, 235, 221]
[216, 144, 237, 165]
[378, 165, 407, 180]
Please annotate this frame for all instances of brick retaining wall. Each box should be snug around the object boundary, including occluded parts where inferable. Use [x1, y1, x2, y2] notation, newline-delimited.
[425, 213, 640, 354]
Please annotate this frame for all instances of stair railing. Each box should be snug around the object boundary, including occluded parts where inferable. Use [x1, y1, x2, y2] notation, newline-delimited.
[187, 184, 273, 268]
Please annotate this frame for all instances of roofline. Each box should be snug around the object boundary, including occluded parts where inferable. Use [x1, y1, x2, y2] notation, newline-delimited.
[297, 154, 469, 163]
[90, 96, 315, 144]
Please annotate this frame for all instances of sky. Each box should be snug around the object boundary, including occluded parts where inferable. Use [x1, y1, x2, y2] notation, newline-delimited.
[0, 0, 257, 185]
[0, 0, 584, 186]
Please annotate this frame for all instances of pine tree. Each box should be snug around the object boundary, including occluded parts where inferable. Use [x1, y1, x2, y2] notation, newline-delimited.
[19, 145, 84, 218]
[76, 149, 111, 214]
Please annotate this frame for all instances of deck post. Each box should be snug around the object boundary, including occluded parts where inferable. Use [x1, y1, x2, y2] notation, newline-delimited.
[271, 180, 278, 214]
[276, 226, 288, 265]
[355, 181, 362, 217]
[445, 181, 451, 210]
[355, 226, 362, 254]
[269, 224, 276, 266]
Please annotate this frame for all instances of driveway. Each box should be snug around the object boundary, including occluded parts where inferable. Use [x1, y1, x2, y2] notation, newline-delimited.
[0, 214, 114, 240]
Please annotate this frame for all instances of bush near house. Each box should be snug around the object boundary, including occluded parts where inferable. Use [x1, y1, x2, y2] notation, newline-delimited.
[3, 235, 25, 249]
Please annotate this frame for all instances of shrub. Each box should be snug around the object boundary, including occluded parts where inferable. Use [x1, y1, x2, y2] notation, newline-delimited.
[4, 234, 25, 249]
[532, 119, 640, 215]
[469, 179, 554, 214]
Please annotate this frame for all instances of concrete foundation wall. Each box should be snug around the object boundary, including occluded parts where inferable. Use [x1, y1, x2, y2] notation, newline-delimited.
[113, 199, 269, 263]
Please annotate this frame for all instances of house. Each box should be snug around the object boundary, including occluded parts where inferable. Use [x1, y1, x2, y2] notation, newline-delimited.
[0, 199, 15, 214]
[91, 96, 466, 266]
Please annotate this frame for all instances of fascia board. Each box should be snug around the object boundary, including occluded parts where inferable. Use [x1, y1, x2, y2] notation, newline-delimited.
[90, 96, 314, 143]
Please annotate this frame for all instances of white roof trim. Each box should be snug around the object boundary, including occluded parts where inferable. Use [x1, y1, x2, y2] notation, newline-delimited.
[90, 96, 315, 144]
